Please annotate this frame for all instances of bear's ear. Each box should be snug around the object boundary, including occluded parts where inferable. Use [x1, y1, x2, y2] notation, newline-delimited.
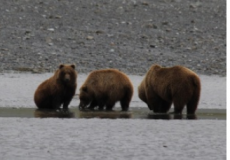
[82, 86, 88, 92]
[70, 64, 75, 69]
[153, 64, 161, 71]
[59, 64, 64, 69]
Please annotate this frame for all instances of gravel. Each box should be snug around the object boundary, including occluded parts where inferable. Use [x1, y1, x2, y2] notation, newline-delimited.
[0, 0, 226, 76]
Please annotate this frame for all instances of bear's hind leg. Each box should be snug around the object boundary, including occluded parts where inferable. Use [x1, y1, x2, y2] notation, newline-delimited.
[173, 99, 186, 114]
[35, 94, 53, 109]
[120, 95, 132, 112]
[120, 99, 130, 111]
[38, 99, 52, 109]
[52, 97, 62, 111]
[186, 95, 199, 114]
[160, 100, 172, 113]
[105, 100, 116, 111]
[120, 87, 133, 111]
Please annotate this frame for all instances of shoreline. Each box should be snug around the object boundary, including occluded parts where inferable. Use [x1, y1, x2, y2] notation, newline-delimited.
[0, 107, 226, 120]
[0, 73, 226, 109]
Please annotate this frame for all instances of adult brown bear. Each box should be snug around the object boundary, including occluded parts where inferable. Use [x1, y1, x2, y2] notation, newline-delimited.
[34, 64, 77, 111]
[79, 69, 133, 111]
[138, 64, 201, 114]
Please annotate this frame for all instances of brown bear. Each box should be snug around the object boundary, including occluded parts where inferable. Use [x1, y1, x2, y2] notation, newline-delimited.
[79, 69, 133, 111]
[138, 64, 201, 114]
[34, 64, 77, 111]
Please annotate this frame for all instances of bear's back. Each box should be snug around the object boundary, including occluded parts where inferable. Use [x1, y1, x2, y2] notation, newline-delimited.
[147, 65, 200, 96]
[84, 69, 132, 92]
[150, 65, 198, 82]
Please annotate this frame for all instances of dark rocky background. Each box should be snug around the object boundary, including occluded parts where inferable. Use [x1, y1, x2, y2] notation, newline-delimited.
[0, 0, 226, 76]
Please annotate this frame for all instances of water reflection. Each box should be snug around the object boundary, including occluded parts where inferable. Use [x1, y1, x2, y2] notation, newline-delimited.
[34, 109, 75, 118]
[79, 110, 132, 119]
[32, 108, 220, 120]
[147, 113, 197, 120]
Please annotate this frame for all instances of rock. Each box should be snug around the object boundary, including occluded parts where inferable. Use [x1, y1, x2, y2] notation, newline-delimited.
[145, 24, 158, 29]
[109, 49, 115, 52]
[141, 2, 149, 6]
[86, 36, 94, 40]
[150, 44, 156, 48]
[54, 15, 62, 19]
[116, 6, 124, 14]
[95, 30, 104, 34]
[47, 28, 55, 32]
[162, 21, 169, 25]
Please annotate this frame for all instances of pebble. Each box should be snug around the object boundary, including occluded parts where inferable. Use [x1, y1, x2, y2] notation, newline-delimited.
[86, 36, 94, 40]
[0, 0, 225, 76]
[47, 28, 55, 32]
[109, 49, 115, 52]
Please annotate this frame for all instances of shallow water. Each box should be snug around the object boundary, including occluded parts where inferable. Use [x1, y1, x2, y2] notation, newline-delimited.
[0, 107, 226, 120]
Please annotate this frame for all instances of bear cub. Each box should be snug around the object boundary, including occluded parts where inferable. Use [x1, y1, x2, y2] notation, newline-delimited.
[79, 69, 133, 111]
[34, 64, 77, 111]
[138, 64, 201, 114]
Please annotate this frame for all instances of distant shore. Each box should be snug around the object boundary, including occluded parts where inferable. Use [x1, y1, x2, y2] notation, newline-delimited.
[0, 0, 226, 76]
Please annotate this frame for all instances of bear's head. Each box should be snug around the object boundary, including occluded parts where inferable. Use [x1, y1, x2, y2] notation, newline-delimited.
[78, 86, 92, 110]
[57, 64, 77, 86]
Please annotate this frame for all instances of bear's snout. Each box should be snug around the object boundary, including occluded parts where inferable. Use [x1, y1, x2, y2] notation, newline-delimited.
[64, 74, 71, 82]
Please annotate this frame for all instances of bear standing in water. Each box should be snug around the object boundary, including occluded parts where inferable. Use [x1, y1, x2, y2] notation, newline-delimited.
[34, 64, 77, 111]
[79, 69, 133, 111]
[138, 64, 201, 114]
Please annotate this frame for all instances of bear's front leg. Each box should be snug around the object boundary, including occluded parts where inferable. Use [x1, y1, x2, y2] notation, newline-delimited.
[52, 97, 62, 111]
[63, 100, 71, 112]
[87, 100, 98, 110]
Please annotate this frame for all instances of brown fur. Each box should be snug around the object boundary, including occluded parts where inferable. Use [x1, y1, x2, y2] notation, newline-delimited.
[34, 64, 77, 110]
[79, 69, 133, 111]
[138, 64, 201, 114]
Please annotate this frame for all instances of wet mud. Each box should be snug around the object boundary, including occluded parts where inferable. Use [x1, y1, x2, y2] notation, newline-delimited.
[0, 107, 226, 120]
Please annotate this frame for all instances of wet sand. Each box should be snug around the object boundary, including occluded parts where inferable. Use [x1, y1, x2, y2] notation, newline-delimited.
[0, 73, 226, 110]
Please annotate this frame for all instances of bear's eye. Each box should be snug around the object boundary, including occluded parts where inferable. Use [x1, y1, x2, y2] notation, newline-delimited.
[60, 71, 65, 77]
